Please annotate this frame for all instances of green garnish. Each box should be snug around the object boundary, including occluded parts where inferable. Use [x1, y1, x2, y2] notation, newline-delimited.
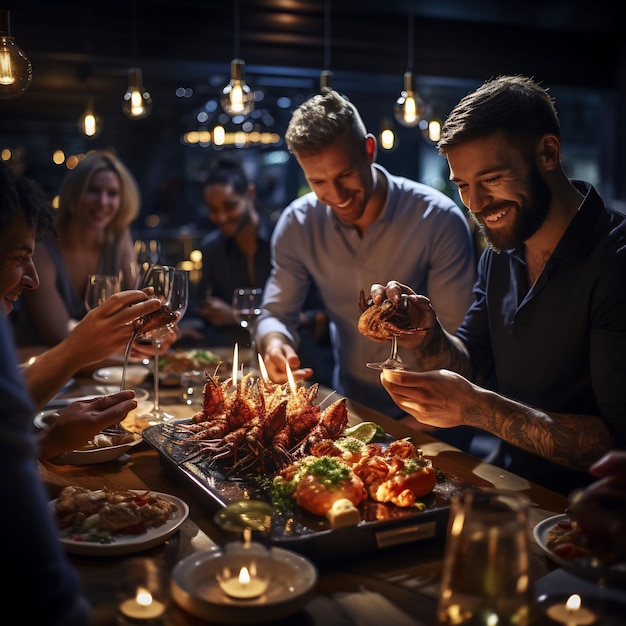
[294, 456, 351, 488]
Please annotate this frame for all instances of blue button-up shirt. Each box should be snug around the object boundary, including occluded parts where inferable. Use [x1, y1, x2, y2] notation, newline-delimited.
[255, 165, 477, 418]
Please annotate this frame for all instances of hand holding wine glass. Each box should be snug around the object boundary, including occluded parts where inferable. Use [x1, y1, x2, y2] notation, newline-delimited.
[359, 293, 430, 371]
[84, 274, 121, 311]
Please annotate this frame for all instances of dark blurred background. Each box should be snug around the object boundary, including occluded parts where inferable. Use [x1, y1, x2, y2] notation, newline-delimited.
[1, 0, 624, 271]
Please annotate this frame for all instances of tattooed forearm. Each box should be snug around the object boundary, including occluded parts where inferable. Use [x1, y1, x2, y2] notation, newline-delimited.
[411, 325, 472, 378]
[464, 389, 613, 472]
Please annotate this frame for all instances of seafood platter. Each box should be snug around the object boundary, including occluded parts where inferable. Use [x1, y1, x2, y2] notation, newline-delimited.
[143, 368, 469, 563]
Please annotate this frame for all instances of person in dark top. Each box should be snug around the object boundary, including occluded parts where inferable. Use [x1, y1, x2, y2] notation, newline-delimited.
[0, 305, 91, 625]
[197, 156, 334, 386]
[366, 76, 626, 495]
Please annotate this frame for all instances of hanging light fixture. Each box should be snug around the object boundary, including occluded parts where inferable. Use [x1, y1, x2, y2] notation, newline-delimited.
[123, 67, 152, 119]
[0, 10, 32, 99]
[379, 118, 396, 151]
[221, 0, 254, 117]
[78, 97, 103, 139]
[393, 0, 425, 128]
[122, 0, 151, 119]
[419, 108, 442, 145]
[319, 0, 333, 92]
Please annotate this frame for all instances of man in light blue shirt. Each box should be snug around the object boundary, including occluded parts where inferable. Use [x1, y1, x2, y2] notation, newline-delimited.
[255, 89, 476, 418]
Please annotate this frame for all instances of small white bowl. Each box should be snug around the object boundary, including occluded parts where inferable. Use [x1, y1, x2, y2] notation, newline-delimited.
[93, 365, 150, 387]
[171, 547, 317, 624]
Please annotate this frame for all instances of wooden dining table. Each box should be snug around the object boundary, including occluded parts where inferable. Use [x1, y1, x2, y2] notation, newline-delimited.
[38, 370, 573, 626]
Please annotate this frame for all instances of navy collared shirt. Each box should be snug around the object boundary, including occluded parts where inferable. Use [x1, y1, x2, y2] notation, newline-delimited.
[456, 181, 626, 494]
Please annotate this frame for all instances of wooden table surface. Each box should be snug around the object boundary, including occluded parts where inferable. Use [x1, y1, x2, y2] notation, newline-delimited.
[39, 374, 571, 626]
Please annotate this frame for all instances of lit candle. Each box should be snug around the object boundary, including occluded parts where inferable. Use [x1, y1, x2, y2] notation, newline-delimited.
[118, 586, 166, 620]
[257, 353, 269, 382]
[285, 361, 297, 397]
[218, 565, 269, 599]
[546, 594, 598, 626]
[232, 343, 238, 387]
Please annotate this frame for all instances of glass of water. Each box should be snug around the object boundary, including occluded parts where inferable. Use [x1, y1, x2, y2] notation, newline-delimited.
[437, 488, 532, 626]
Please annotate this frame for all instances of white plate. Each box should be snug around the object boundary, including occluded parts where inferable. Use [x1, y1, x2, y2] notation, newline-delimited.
[171, 547, 317, 624]
[52, 490, 189, 556]
[93, 365, 151, 386]
[48, 436, 144, 466]
[534, 514, 626, 586]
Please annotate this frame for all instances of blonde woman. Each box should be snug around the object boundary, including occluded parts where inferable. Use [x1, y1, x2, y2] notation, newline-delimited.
[14, 151, 140, 347]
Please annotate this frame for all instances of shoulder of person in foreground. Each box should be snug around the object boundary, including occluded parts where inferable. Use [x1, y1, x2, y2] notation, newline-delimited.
[0, 316, 91, 625]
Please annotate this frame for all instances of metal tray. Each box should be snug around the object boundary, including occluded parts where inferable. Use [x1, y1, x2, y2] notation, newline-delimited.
[142, 420, 469, 564]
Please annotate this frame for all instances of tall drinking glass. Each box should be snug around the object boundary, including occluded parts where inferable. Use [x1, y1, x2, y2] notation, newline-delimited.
[437, 489, 531, 626]
[232, 287, 263, 374]
[134, 266, 188, 424]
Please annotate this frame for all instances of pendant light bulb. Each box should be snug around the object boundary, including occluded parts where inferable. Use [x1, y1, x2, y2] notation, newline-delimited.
[0, 10, 32, 99]
[221, 59, 254, 117]
[122, 67, 152, 119]
[78, 98, 103, 139]
[394, 72, 425, 128]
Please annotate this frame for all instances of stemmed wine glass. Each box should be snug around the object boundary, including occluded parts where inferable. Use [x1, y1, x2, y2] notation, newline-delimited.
[133, 239, 163, 287]
[135, 265, 189, 424]
[366, 333, 408, 370]
[84, 274, 121, 311]
[365, 296, 430, 371]
[232, 287, 263, 374]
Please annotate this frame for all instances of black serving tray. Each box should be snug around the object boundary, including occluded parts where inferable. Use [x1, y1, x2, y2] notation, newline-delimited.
[142, 419, 469, 564]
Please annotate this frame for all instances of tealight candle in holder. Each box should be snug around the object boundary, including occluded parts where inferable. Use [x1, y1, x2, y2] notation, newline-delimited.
[216, 527, 271, 600]
[544, 594, 598, 626]
[117, 558, 169, 625]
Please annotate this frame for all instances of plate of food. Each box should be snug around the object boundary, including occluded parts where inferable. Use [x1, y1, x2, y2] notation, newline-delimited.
[51, 487, 189, 556]
[33, 410, 144, 465]
[158, 348, 222, 386]
[533, 514, 626, 586]
[142, 375, 466, 563]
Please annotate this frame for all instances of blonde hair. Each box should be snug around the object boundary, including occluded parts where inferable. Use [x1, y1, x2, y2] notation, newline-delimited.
[57, 151, 140, 235]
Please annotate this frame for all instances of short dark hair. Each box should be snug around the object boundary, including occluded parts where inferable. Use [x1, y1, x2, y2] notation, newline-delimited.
[204, 156, 250, 196]
[0, 162, 57, 240]
[438, 75, 560, 155]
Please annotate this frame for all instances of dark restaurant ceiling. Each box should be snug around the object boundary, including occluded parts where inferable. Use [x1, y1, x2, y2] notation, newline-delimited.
[0, 0, 622, 141]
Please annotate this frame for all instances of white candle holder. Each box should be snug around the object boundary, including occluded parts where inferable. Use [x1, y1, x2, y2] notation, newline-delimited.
[117, 558, 169, 625]
[216, 527, 272, 600]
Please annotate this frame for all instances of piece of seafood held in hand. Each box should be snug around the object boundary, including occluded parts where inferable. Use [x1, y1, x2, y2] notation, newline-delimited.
[357, 288, 417, 341]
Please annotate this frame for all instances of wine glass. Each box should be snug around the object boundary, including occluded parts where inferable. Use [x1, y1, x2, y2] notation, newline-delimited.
[84, 274, 121, 311]
[366, 333, 407, 370]
[232, 287, 263, 374]
[133, 239, 163, 287]
[135, 266, 189, 424]
[365, 296, 430, 371]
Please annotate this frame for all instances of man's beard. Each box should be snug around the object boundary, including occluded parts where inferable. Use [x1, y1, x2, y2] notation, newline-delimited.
[471, 166, 552, 253]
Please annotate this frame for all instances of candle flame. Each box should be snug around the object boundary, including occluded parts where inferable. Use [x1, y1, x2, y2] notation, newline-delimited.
[232, 343, 238, 386]
[135, 586, 153, 607]
[285, 361, 297, 397]
[566, 594, 581, 611]
[238, 566, 251, 585]
[257, 353, 269, 382]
